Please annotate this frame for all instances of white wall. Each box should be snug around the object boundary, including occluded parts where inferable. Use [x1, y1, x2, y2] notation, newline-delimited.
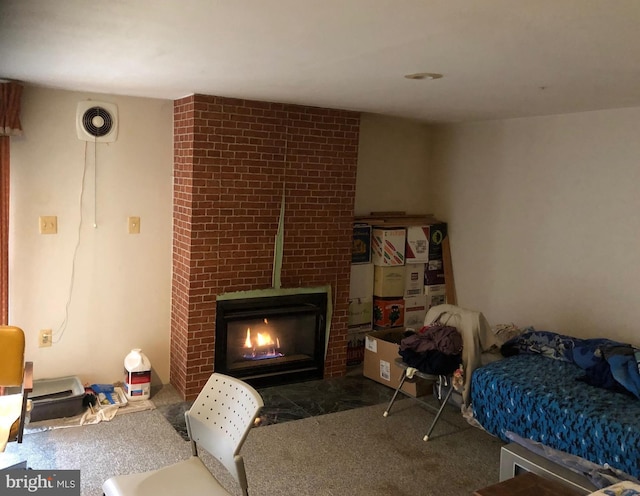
[13, 89, 638, 382]
[9, 86, 173, 385]
[8, 94, 433, 387]
[429, 107, 640, 344]
[355, 113, 432, 216]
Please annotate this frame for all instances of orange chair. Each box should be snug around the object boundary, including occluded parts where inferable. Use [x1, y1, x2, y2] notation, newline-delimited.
[0, 326, 33, 451]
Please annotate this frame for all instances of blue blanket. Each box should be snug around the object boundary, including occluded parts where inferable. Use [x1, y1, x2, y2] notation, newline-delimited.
[501, 329, 640, 399]
[472, 354, 640, 478]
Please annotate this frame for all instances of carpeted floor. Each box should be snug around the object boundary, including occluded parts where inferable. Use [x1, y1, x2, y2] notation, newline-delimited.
[237, 397, 505, 496]
[5, 383, 505, 496]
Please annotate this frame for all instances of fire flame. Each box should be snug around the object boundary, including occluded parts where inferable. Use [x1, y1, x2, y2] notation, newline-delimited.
[244, 328, 276, 348]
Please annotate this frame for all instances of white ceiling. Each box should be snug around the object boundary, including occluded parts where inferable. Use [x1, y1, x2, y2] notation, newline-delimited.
[2, 0, 640, 123]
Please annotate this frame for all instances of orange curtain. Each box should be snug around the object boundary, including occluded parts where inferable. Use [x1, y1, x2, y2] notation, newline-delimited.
[0, 81, 23, 324]
[0, 137, 8, 324]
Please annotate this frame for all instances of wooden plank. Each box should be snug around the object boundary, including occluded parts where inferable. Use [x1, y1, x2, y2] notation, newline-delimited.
[368, 211, 407, 217]
[442, 235, 457, 305]
[354, 213, 439, 226]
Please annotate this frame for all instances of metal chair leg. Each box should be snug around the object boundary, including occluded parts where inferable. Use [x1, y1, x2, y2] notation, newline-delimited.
[383, 369, 408, 417]
[423, 377, 454, 441]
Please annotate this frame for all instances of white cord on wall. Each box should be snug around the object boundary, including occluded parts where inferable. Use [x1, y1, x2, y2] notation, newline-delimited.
[93, 134, 97, 228]
[53, 141, 91, 343]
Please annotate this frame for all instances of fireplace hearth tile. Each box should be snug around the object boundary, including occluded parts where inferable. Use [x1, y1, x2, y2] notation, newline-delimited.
[255, 390, 312, 426]
[161, 369, 397, 439]
[257, 375, 394, 421]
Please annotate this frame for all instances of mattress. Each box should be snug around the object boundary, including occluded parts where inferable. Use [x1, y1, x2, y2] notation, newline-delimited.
[471, 354, 640, 478]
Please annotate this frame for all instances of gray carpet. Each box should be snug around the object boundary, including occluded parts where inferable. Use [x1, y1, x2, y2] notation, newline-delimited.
[5, 390, 504, 496]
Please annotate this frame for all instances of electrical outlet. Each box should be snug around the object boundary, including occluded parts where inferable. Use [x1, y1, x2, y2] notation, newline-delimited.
[39, 329, 52, 347]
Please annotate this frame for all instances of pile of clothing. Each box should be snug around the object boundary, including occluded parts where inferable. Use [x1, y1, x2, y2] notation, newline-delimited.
[399, 318, 463, 375]
[501, 328, 640, 398]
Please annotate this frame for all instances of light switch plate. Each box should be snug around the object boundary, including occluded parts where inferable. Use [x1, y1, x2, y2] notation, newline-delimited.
[128, 216, 140, 234]
[39, 216, 57, 234]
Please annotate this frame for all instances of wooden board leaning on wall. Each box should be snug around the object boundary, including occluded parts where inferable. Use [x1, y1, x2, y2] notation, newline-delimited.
[353, 212, 457, 305]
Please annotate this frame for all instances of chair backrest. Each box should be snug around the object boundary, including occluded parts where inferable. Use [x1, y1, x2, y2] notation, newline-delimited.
[185, 373, 263, 488]
[0, 326, 26, 388]
[424, 304, 499, 405]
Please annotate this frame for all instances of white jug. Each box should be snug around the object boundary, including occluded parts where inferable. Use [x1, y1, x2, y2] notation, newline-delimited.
[124, 348, 151, 401]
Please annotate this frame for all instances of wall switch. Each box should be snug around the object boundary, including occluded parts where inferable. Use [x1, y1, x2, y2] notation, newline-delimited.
[128, 216, 140, 234]
[39, 216, 58, 234]
[39, 329, 53, 347]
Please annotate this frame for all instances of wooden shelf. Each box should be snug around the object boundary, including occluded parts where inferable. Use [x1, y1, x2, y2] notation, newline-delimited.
[354, 212, 440, 226]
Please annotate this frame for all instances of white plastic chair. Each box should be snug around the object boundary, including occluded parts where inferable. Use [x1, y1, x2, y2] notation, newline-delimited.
[103, 373, 264, 496]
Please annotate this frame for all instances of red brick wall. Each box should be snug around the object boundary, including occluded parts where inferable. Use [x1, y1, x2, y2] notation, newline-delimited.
[171, 94, 360, 399]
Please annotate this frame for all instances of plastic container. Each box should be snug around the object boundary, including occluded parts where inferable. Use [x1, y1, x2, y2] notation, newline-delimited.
[124, 348, 151, 401]
[28, 376, 85, 421]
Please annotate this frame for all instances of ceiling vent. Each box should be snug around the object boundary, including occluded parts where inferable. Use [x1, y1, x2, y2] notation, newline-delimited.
[76, 101, 118, 142]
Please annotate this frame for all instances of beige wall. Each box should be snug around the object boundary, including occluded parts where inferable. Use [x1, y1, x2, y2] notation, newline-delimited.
[355, 113, 432, 216]
[19, 87, 637, 384]
[429, 107, 640, 344]
[10, 86, 174, 385]
[9, 92, 433, 386]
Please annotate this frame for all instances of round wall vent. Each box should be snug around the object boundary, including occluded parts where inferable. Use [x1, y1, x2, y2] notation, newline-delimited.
[76, 101, 118, 142]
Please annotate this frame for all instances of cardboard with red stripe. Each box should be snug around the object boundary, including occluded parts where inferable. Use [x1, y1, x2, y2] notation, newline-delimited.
[405, 226, 430, 264]
[371, 228, 406, 266]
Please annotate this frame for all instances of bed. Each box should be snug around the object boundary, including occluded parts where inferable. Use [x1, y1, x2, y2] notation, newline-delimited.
[470, 330, 640, 480]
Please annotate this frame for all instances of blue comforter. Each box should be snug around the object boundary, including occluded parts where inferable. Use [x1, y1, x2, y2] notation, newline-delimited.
[501, 330, 640, 399]
[472, 354, 640, 478]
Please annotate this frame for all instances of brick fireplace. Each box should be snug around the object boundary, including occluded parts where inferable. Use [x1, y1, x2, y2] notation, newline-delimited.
[171, 94, 360, 400]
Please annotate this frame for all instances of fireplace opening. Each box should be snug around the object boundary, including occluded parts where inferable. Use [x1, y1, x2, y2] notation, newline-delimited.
[215, 292, 327, 387]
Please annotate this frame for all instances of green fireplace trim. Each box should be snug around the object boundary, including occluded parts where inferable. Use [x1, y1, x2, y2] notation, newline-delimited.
[272, 183, 285, 289]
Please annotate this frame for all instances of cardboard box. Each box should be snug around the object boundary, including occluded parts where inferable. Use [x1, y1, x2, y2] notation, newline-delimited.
[404, 295, 428, 329]
[405, 226, 430, 264]
[373, 265, 405, 297]
[404, 263, 425, 297]
[348, 298, 372, 331]
[363, 329, 433, 397]
[347, 330, 368, 366]
[371, 228, 406, 266]
[349, 263, 374, 300]
[373, 296, 404, 329]
[352, 224, 372, 264]
[425, 284, 446, 308]
[428, 223, 448, 261]
[424, 259, 445, 286]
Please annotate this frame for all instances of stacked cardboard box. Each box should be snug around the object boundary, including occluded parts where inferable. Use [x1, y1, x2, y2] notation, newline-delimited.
[372, 227, 406, 330]
[352, 224, 372, 264]
[405, 226, 429, 264]
[353, 214, 449, 395]
[347, 224, 374, 364]
[347, 332, 367, 366]
[371, 227, 406, 266]
[423, 223, 448, 310]
[366, 221, 450, 328]
[403, 227, 428, 329]
[366, 221, 451, 328]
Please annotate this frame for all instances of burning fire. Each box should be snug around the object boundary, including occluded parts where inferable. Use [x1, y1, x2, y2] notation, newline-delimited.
[244, 328, 280, 349]
[242, 321, 283, 360]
